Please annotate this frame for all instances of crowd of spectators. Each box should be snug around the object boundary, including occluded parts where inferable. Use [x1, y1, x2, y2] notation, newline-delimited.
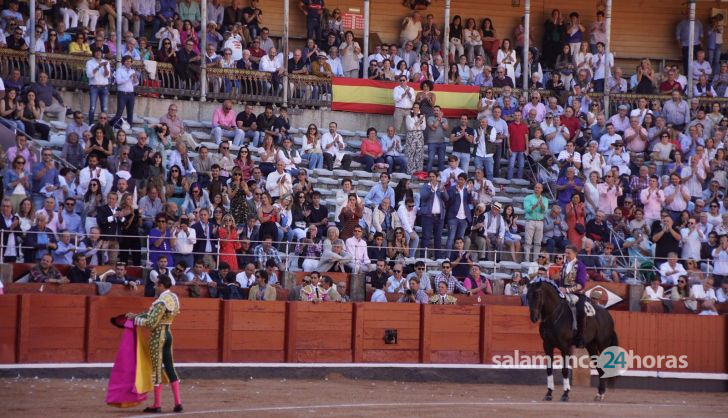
[0, 1, 725, 308]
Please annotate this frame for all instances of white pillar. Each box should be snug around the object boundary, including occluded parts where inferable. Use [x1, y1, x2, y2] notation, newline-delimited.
[200, 0, 208, 101]
[443, 0, 451, 84]
[282, 0, 290, 106]
[29, 0, 36, 82]
[363, 0, 370, 79]
[522, 0, 531, 91]
[116, 0, 122, 64]
[603, 0, 612, 117]
[687, 0, 697, 98]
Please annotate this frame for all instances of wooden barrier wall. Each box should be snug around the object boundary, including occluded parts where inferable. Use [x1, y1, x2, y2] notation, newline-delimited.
[1, 295, 726, 373]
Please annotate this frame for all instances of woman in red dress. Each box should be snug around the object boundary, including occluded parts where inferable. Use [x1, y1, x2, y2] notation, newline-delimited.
[217, 214, 241, 271]
[565, 192, 586, 250]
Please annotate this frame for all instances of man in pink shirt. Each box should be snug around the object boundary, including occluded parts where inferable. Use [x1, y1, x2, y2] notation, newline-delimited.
[211, 99, 244, 145]
[640, 175, 665, 224]
[159, 103, 197, 149]
[596, 171, 623, 215]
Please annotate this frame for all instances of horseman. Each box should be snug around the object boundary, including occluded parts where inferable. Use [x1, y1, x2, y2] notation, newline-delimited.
[558, 244, 588, 348]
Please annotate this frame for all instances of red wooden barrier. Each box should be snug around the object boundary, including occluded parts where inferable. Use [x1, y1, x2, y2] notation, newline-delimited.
[0, 295, 726, 373]
[0, 295, 18, 363]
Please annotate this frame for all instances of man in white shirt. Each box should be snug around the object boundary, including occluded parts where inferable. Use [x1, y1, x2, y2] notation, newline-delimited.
[167, 142, 197, 178]
[259, 47, 284, 95]
[235, 263, 257, 288]
[327, 47, 344, 77]
[346, 226, 372, 273]
[380, 126, 407, 173]
[392, 75, 415, 134]
[397, 198, 419, 258]
[658, 252, 687, 286]
[85, 48, 110, 125]
[77, 154, 109, 196]
[174, 220, 197, 269]
[439, 155, 464, 188]
[591, 41, 614, 93]
[386, 263, 408, 293]
[110, 56, 138, 129]
[607, 104, 630, 134]
[473, 116, 498, 179]
[680, 218, 704, 260]
[265, 160, 292, 200]
[690, 276, 718, 315]
[691, 50, 712, 81]
[320, 121, 351, 170]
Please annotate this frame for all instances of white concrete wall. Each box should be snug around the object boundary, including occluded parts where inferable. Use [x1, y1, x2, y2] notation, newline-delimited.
[59, 91, 395, 133]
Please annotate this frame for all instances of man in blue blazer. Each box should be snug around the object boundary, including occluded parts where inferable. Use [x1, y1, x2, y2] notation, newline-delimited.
[191, 208, 218, 268]
[445, 173, 472, 259]
[419, 170, 449, 259]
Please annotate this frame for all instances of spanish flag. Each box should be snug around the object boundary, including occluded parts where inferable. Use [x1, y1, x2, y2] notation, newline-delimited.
[332, 78, 480, 118]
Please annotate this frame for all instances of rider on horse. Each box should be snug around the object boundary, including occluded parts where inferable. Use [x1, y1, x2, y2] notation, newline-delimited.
[557, 244, 588, 348]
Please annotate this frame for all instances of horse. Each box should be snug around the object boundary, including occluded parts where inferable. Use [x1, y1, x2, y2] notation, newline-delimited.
[527, 280, 618, 402]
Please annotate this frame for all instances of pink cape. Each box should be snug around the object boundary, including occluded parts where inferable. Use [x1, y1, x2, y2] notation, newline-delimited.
[105, 319, 148, 407]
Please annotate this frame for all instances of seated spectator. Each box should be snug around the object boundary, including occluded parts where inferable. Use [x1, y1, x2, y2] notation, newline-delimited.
[249, 270, 276, 301]
[386, 263, 408, 293]
[658, 252, 687, 286]
[212, 100, 244, 145]
[29, 254, 68, 284]
[318, 238, 352, 273]
[397, 276, 428, 304]
[184, 260, 216, 287]
[641, 276, 665, 301]
[689, 276, 718, 315]
[219, 273, 244, 300]
[464, 265, 493, 297]
[544, 205, 569, 255]
[429, 281, 458, 304]
[68, 252, 94, 284]
[98, 261, 141, 289]
[253, 236, 283, 270]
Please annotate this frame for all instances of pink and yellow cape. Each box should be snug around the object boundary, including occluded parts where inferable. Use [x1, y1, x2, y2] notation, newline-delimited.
[105, 319, 161, 408]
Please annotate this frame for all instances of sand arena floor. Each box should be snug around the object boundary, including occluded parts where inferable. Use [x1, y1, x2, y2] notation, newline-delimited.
[0, 374, 724, 418]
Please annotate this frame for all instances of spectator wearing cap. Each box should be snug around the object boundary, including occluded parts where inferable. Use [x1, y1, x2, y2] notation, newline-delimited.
[608, 104, 630, 135]
[604, 140, 630, 177]
[482, 202, 506, 261]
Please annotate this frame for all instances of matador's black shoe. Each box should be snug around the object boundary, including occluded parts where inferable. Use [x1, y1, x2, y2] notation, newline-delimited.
[174, 404, 184, 413]
[143, 406, 162, 413]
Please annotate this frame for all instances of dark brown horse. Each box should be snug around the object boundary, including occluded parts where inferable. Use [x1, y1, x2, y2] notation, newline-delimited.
[527, 280, 618, 402]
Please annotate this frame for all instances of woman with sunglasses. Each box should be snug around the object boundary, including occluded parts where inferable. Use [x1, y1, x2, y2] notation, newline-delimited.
[228, 169, 249, 225]
[0, 89, 26, 133]
[149, 214, 176, 269]
[68, 31, 91, 55]
[82, 179, 103, 233]
[166, 165, 189, 216]
[218, 214, 241, 271]
[301, 124, 323, 170]
[234, 147, 254, 181]
[118, 192, 141, 266]
[156, 39, 177, 64]
[3, 156, 30, 212]
[181, 182, 212, 217]
[257, 134, 278, 177]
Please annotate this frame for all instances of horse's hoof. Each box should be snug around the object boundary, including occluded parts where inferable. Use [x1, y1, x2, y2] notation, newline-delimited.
[560, 393, 569, 402]
[595, 394, 605, 402]
[544, 394, 552, 401]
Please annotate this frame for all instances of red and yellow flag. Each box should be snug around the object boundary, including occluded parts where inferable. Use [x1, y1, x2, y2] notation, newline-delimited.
[331, 78, 480, 118]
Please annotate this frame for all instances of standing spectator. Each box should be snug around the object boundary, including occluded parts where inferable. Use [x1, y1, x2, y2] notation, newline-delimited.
[591, 42, 614, 93]
[426, 106, 449, 172]
[652, 211, 682, 263]
[300, 0, 324, 46]
[450, 114, 475, 172]
[393, 75, 415, 134]
[507, 111, 528, 180]
[523, 183, 548, 262]
[380, 126, 407, 174]
[676, 5, 704, 75]
[542, 9, 565, 69]
[664, 173, 690, 222]
[85, 48, 110, 125]
[149, 214, 176, 268]
[110, 56, 138, 128]
[404, 102, 426, 174]
[96, 192, 120, 265]
[420, 170, 447, 259]
[339, 31, 362, 78]
[544, 205, 569, 255]
[662, 90, 690, 131]
[207, 0, 225, 28]
[444, 173, 471, 258]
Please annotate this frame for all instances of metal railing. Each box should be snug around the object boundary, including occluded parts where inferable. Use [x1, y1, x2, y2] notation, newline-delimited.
[0, 227, 706, 284]
[8, 48, 719, 111]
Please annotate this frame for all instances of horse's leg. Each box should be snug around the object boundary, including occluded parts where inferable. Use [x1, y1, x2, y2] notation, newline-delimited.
[544, 344, 554, 401]
[587, 344, 606, 402]
[560, 351, 570, 402]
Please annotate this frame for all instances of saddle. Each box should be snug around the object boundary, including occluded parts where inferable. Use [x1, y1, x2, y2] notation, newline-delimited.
[565, 293, 596, 317]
